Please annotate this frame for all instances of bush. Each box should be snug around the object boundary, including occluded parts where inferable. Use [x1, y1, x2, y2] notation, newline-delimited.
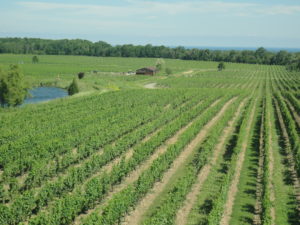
[165, 68, 172, 75]
[218, 62, 225, 71]
[78, 72, 85, 79]
[32, 56, 39, 64]
[0, 65, 27, 107]
[68, 78, 79, 96]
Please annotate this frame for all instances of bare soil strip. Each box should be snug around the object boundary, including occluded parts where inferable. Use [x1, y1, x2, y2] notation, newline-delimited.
[72, 99, 219, 225]
[123, 97, 236, 225]
[182, 70, 194, 74]
[175, 98, 246, 225]
[220, 98, 258, 225]
[285, 98, 300, 128]
[274, 99, 300, 216]
[144, 83, 157, 89]
[267, 102, 276, 224]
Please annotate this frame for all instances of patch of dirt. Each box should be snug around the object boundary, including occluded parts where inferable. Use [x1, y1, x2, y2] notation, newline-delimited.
[72, 148, 78, 155]
[220, 98, 258, 225]
[182, 70, 194, 74]
[164, 104, 171, 110]
[175, 99, 246, 225]
[144, 83, 157, 89]
[123, 97, 236, 225]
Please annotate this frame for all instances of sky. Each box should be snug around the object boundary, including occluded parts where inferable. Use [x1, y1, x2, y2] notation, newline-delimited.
[0, 0, 300, 48]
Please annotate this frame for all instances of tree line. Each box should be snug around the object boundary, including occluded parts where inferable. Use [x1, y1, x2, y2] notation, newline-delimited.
[0, 38, 300, 67]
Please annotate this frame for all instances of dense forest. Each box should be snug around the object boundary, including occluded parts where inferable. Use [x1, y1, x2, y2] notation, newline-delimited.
[0, 38, 300, 67]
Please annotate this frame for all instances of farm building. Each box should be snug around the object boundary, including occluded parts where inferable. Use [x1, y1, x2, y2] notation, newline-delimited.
[136, 67, 157, 76]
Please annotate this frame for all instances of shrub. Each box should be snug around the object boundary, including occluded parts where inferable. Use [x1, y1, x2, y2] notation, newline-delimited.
[165, 68, 172, 75]
[68, 78, 79, 96]
[32, 56, 39, 64]
[78, 72, 85, 79]
[218, 62, 225, 71]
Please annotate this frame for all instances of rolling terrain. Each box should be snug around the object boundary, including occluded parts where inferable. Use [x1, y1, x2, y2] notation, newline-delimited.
[0, 55, 300, 225]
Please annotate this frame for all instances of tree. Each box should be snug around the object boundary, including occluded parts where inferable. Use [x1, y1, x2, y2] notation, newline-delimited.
[165, 68, 172, 75]
[32, 55, 39, 64]
[255, 47, 267, 60]
[78, 72, 85, 79]
[67, 78, 79, 95]
[0, 65, 27, 107]
[218, 62, 225, 71]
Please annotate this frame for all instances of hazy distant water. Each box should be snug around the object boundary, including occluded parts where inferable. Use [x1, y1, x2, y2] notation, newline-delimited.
[182, 46, 300, 52]
[24, 87, 67, 104]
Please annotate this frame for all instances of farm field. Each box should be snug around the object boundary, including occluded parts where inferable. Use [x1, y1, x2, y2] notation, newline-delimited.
[0, 54, 300, 225]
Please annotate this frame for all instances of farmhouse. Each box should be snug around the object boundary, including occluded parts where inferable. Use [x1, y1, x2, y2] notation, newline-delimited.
[136, 67, 157, 76]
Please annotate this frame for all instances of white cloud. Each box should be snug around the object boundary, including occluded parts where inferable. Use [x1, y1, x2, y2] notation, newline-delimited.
[17, 1, 300, 18]
[257, 5, 300, 15]
[17, 1, 258, 17]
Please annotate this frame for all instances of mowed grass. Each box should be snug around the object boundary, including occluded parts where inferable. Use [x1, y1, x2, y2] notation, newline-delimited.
[0, 54, 220, 91]
[0, 54, 278, 92]
[0, 54, 219, 77]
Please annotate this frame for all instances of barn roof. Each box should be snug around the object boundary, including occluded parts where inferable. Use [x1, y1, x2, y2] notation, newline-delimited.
[137, 67, 157, 71]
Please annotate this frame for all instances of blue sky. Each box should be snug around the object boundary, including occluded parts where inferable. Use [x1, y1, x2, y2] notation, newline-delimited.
[0, 0, 300, 48]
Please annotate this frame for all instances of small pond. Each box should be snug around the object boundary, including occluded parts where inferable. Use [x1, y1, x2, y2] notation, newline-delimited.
[24, 87, 68, 104]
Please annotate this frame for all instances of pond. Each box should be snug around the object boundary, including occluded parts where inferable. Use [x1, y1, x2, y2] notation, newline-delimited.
[24, 87, 68, 104]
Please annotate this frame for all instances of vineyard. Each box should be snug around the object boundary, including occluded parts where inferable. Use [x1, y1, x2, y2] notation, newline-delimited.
[0, 56, 300, 225]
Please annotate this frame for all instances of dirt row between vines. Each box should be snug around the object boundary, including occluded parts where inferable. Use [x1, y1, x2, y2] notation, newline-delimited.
[123, 97, 237, 225]
[285, 98, 300, 128]
[72, 98, 220, 225]
[175, 98, 247, 225]
[219, 98, 258, 225]
[267, 100, 276, 224]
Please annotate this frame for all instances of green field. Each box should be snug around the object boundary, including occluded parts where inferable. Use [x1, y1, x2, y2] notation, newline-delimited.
[0, 54, 300, 225]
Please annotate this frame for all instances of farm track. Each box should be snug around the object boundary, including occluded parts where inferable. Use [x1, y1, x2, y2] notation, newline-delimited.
[71, 98, 220, 225]
[274, 98, 300, 216]
[123, 97, 237, 225]
[175, 98, 247, 225]
[220, 97, 258, 225]
[267, 99, 276, 225]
